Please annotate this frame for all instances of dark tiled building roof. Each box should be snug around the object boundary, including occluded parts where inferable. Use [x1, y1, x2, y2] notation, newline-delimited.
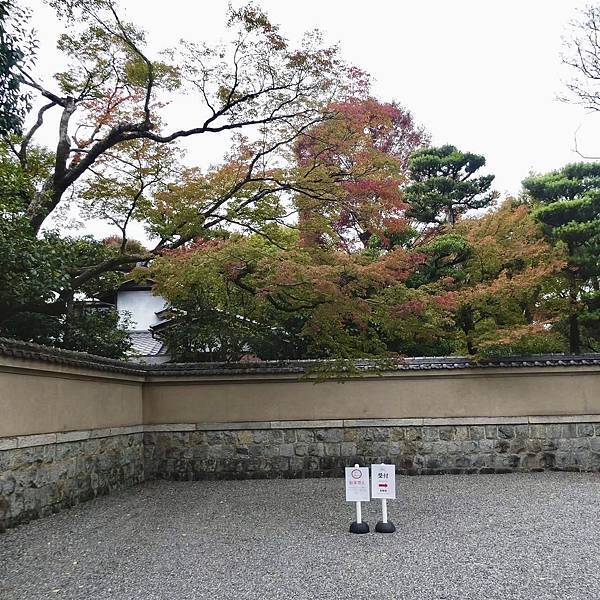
[1, 337, 600, 378]
[127, 331, 166, 358]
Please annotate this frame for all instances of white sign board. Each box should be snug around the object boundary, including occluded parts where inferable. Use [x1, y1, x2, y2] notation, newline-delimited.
[371, 464, 396, 499]
[345, 466, 370, 502]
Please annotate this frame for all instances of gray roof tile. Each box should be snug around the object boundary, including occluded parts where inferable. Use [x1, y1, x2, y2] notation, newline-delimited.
[127, 331, 166, 357]
[1, 337, 600, 377]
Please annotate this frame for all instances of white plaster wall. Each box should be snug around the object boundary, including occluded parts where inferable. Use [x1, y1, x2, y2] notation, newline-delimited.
[117, 290, 166, 330]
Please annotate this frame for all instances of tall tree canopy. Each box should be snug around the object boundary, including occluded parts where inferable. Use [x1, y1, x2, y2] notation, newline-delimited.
[523, 163, 600, 352]
[145, 126, 568, 361]
[404, 145, 497, 226]
[0, 0, 594, 360]
[146, 197, 565, 361]
[293, 97, 428, 250]
[0, 0, 363, 355]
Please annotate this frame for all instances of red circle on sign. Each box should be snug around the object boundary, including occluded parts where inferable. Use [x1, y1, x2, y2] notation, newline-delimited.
[351, 469, 362, 479]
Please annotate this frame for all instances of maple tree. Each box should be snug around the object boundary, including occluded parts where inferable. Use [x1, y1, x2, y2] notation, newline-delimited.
[293, 97, 428, 250]
[145, 97, 432, 360]
[424, 200, 565, 355]
[147, 230, 421, 360]
[0, 0, 362, 353]
[144, 117, 573, 361]
[146, 198, 566, 360]
[2, 0, 598, 360]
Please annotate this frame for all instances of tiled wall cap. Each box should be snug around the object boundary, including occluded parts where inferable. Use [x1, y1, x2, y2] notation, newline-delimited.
[2, 336, 600, 377]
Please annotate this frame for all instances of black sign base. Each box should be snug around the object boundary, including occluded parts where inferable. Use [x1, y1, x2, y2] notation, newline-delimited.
[375, 520, 396, 533]
[349, 521, 370, 534]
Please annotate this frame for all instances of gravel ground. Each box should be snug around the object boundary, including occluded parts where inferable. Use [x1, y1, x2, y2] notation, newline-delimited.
[1, 472, 600, 600]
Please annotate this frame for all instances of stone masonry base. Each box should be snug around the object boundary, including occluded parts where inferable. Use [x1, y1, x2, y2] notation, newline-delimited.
[144, 421, 600, 480]
[0, 433, 144, 531]
[2, 419, 600, 530]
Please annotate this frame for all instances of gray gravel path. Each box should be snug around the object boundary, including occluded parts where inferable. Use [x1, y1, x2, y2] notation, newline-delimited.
[1, 472, 600, 599]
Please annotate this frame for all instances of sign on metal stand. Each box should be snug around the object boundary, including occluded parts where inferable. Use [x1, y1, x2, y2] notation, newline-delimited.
[345, 464, 370, 534]
[371, 463, 396, 533]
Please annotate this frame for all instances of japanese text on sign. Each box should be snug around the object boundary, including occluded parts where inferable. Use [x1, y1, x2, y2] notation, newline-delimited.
[345, 466, 370, 502]
[371, 463, 396, 499]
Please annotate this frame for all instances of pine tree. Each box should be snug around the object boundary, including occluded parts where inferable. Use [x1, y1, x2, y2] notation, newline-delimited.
[523, 163, 600, 353]
[405, 145, 497, 226]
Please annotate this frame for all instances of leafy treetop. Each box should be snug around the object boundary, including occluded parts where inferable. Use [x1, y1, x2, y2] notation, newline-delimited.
[405, 145, 497, 226]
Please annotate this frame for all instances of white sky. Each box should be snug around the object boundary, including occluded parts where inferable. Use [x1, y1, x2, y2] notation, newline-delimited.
[26, 0, 600, 237]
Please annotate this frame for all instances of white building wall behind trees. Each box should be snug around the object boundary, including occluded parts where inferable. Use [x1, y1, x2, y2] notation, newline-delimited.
[117, 290, 166, 331]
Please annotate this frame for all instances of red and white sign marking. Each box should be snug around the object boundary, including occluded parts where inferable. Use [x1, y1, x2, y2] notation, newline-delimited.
[345, 466, 370, 502]
[371, 463, 396, 499]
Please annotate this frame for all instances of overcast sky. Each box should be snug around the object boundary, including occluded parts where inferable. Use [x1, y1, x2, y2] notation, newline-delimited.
[27, 0, 600, 236]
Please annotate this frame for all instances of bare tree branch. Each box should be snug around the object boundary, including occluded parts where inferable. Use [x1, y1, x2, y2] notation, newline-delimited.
[18, 101, 57, 166]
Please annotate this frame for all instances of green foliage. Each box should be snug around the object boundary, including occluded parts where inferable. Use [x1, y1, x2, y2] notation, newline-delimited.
[0, 0, 35, 135]
[0, 222, 132, 358]
[0, 144, 65, 309]
[146, 200, 562, 361]
[0, 143, 131, 357]
[475, 330, 566, 359]
[54, 23, 180, 98]
[156, 303, 302, 363]
[147, 232, 311, 361]
[524, 163, 600, 352]
[408, 232, 471, 287]
[1, 0, 595, 362]
[523, 163, 600, 201]
[2, 308, 132, 358]
[61, 309, 132, 357]
[0, 223, 132, 358]
[405, 145, 497, 225]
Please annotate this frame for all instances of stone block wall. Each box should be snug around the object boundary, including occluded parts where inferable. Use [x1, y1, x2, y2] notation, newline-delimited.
[0, 429, 144, 531]
[2, 341, 600, 530]
[2, 418, 600, 530]
[144, 419, 600, 481]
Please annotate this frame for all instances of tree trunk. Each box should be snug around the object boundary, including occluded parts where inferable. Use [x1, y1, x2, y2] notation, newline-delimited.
[458, 305, 476, 354]
[568, 283, 581, 354]
[297, 203, 324, 248]
[569, 313, 581, 354]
